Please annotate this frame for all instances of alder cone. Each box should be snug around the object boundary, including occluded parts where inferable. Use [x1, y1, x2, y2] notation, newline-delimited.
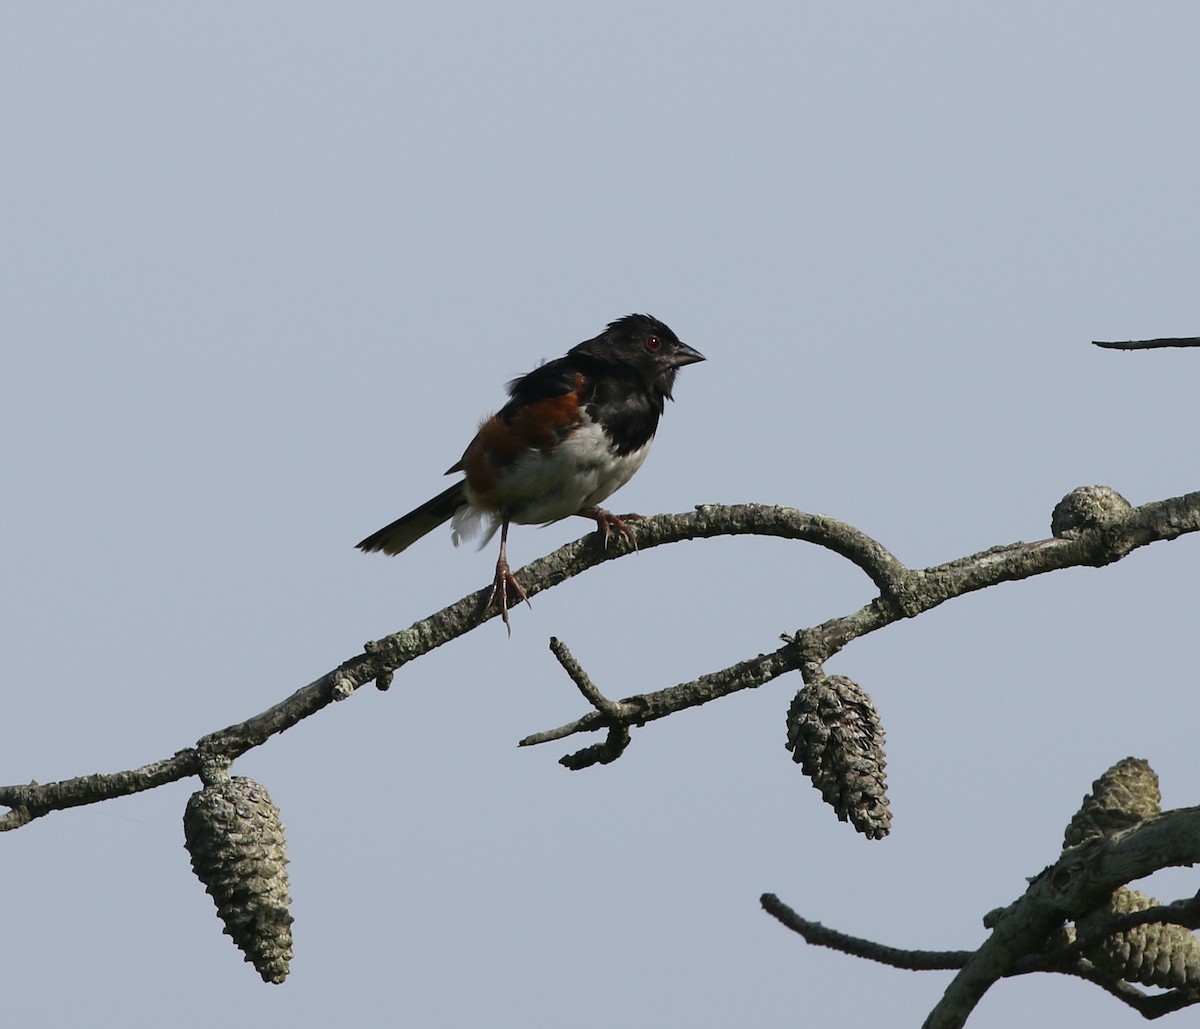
[183, 776, 294, 984]
[786, 675, 890, 839]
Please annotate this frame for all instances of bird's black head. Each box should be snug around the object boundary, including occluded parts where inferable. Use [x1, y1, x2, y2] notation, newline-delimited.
[576, 313, 706, 400]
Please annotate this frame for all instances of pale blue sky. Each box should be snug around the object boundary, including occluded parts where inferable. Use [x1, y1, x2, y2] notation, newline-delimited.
[4, 4, 1199, 1026]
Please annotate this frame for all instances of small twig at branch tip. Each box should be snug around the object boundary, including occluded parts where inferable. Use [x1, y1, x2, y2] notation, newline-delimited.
[1092, 336, 1200, 350]
[760, 892, 971, 971]
[559, 725, 632, 770]
[548, 637, 625, 720]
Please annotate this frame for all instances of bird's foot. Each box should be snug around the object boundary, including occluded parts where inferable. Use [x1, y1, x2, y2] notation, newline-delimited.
[484, 557, 530, 634]
[579, 507, 642, 550]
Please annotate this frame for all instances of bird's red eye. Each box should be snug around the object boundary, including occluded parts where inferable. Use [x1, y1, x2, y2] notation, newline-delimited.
[645, 335, 661, 352]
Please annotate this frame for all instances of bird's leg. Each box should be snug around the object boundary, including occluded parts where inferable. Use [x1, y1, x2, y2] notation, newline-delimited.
[576, 507, 643, 550]
[484, 518, 530, 633]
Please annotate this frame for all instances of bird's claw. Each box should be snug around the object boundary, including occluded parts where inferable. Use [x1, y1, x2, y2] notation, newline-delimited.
[582, 507, 642, 550]
[484, 558, 530, 635]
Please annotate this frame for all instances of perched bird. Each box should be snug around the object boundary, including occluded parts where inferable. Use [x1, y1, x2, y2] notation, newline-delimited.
[356, 313, 705, 629]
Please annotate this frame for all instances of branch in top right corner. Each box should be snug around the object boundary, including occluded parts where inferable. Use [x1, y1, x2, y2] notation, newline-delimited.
[1092, 336, 1200, 350]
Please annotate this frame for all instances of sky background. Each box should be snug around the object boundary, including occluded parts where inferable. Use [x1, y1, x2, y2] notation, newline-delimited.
[4, 4, 1199, 1027]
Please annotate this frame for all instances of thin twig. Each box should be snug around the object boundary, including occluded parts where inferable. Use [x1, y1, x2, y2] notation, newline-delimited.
[548, 637, 624, 720]
[761, 894, 971, 970]
[546, 637, 636, 768]
[1092, 337, 1200, 350]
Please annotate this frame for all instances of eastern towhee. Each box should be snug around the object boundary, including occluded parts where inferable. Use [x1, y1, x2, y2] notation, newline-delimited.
[357, 313, 705, 630]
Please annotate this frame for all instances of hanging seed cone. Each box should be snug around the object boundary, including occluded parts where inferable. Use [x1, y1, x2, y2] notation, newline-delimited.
[786, 675, 891, 839]
[183, 776, 294, 984]
[1079, 887, 1200, 990]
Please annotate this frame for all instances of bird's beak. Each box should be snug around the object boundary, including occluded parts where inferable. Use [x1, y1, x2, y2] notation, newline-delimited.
[670, 342, 706, 367]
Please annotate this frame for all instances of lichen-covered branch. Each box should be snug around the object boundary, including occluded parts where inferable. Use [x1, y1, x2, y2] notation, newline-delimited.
[766, 759, 1200, 1027]
[3, 490, 1199, 831]
[921, 806, 1200, 1027]
[523, 487, 1200, 760]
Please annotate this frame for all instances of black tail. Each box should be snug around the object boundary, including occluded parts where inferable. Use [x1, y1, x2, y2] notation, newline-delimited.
[356, 481, 467, 555]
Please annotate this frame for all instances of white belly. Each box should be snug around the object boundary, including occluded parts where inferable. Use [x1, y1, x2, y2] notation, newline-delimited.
[506, 419, 651, 524]
[454, 415, 652, 548]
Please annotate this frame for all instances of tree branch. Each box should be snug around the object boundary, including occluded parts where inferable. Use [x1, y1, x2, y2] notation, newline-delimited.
[522, 488, 1200, 761]
[766, 804, 1200, 1029]
[1092, 337, 1200, 350]
[760, 893, 972, 970]
[921, 806, 1200, 1028]
[4, 492, 1199, 828]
